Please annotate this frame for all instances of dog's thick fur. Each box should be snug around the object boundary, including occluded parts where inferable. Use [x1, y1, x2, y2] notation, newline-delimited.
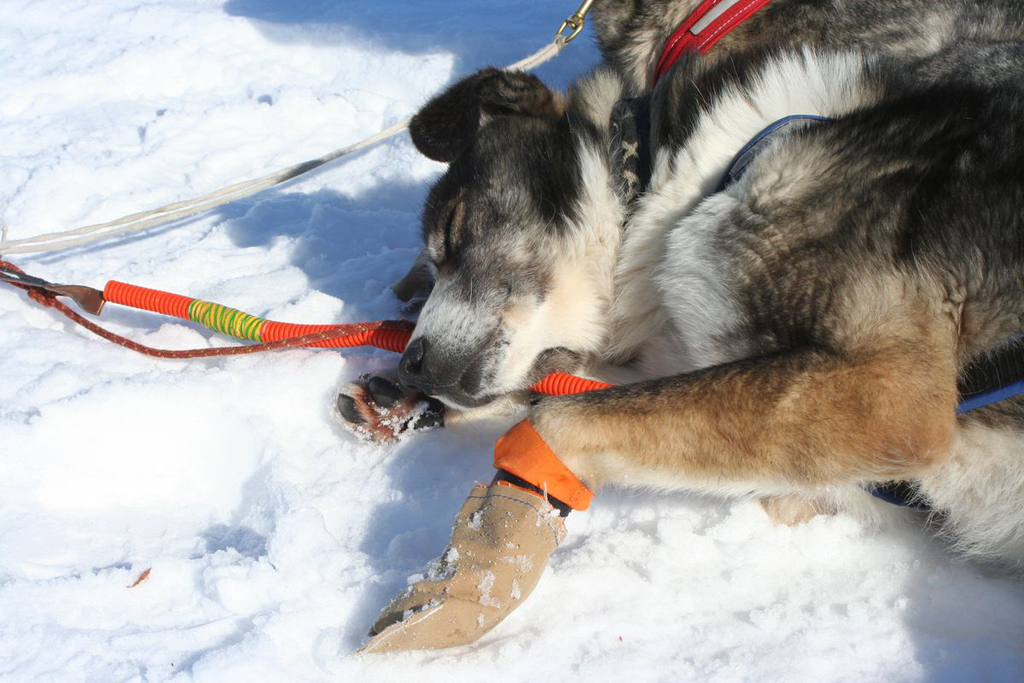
[345, 0, 1024, 570]
[591, 0, 1024, 94]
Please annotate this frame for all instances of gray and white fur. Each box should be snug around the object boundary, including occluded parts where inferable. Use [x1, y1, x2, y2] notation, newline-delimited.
[342, 0, 1024, 570]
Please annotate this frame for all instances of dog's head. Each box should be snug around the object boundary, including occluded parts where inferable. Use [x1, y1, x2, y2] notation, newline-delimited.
[399, 69, 622, 408]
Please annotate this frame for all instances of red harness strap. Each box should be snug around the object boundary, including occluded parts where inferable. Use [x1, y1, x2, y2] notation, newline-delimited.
[653, 0, 772, 85]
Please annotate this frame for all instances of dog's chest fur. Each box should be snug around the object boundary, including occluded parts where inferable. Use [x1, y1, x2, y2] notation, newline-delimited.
[595, 46, 1024, 395]
[589, 0, 1024, 377]
[603, 50, 879, 375]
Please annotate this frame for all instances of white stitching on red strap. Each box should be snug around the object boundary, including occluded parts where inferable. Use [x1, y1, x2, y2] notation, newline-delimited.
[697, 0, 765, 51]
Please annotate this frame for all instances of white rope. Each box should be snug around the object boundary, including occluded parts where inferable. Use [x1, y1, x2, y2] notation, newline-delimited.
[1, 38, 566, 257]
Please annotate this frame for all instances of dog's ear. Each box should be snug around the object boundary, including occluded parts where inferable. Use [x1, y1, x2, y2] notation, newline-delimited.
[410, 68, 561, 162]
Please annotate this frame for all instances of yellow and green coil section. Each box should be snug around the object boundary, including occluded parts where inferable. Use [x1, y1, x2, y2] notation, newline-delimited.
[100, 280, 412, 350]
[187, 298, 265, 341]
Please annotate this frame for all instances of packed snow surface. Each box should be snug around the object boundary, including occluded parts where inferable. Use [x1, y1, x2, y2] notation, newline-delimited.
[1, 1, 1023, 681]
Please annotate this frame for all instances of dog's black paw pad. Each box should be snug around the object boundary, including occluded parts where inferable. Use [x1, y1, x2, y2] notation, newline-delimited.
[336, 377, 446, 444]
[367, 376, 403, 409]
[337, 393, 367, 424]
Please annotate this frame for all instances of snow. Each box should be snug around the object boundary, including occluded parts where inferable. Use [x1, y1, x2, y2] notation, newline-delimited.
[1, 1, 1023, 681]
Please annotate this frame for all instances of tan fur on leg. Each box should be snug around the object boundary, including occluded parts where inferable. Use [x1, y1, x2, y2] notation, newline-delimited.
[530, 313, 958, 499]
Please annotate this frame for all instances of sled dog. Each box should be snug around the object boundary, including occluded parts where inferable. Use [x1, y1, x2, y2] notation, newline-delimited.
[342, 0, 1024, 617]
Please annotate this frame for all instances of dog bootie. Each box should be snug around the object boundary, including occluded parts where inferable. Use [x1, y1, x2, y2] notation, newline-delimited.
[361, 482, 566, 653]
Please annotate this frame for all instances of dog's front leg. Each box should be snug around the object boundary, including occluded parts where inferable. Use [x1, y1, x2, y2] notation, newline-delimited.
[530, 345, 957, 498]
[362, 340, 958, 652]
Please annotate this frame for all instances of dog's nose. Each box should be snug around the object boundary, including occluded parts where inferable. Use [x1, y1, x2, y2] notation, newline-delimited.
[398, 337, 428, 389]
[398, 337, 466, 397]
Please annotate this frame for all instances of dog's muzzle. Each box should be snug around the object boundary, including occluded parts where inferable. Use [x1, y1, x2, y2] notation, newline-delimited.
[398, 337, 492, 407]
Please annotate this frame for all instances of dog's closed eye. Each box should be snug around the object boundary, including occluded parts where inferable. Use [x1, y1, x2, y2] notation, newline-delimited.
[434, 202, 466, 266]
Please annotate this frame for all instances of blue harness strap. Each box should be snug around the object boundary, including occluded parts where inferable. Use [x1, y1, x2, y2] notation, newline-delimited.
[958, 379, 1024, 413]
[955, 334, 1024, 414]
[868, 309, 1024, 507]
[714, 114, 830, 193]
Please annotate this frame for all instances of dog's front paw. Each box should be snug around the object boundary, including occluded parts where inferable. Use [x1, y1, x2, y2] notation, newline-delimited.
[336, 374, 445, 443]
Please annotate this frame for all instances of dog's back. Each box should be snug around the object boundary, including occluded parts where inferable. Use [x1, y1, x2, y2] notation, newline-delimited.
[592, 0, 1024, 93]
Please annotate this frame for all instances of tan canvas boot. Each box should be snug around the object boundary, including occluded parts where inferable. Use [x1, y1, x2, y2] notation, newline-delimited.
[361, 482, 566, 653]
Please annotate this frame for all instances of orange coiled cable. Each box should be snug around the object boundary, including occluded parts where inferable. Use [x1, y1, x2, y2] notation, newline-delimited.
[529, 372, 612, 395]
[104, 280, 193, 320]
[100, 280, 613, 394]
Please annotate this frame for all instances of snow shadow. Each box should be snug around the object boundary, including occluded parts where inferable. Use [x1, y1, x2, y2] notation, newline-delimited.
[207, 172, 492, 643]
[214, 178, 428, 322]
[900, 551, 1024, 681]
[340, 424, 505, 646]
[222, 0, 601, 88]
[184, 113, 511, 649]
[201, 524, 268, 559]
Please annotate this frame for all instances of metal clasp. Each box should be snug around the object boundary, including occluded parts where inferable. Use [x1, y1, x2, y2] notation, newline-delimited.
[555, 0, 595, 43]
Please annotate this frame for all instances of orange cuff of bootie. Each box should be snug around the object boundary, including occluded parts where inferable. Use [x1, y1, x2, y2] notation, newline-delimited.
[493, 419, 594, 511]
